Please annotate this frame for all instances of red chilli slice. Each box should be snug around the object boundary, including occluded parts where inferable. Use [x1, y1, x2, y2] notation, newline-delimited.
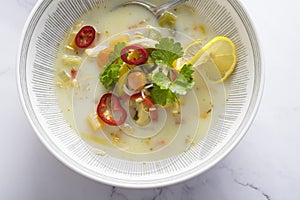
[75, 25, 96, 48]
[120, 45, 149, 65]
[97, 93, 127, 126]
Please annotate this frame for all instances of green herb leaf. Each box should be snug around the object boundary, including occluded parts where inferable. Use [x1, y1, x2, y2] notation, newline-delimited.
[170, 73, 194, 95]
[150, 84, 177, 106]
[152, 72, 171, 89]
[109, 42, 126, 62]
[180, 64, 195, 84]
[151, 38, 183, 67]
[100, 63, 122, 89]
[152, 68, 194, 96]
[99, 42, 126, 89]
[169, 82, 188, 95]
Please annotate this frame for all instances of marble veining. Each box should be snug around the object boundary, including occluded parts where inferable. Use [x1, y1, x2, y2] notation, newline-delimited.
[218, 163, 272, 200]
[1, 0, 300, 199]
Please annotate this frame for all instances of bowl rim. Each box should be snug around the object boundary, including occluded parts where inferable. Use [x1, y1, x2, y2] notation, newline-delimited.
[17, 0, 264, 188]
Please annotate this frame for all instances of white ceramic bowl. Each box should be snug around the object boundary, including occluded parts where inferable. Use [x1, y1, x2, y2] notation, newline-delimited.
[17, 0, 263, 188]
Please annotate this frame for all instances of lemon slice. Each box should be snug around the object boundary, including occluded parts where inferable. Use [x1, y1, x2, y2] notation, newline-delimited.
[190, 36, 237, 82]
[184, 39, 203, 59]
[173, 39, 203, 71]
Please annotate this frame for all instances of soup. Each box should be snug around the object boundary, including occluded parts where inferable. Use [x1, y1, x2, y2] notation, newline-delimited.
[54, 0, 234, 161]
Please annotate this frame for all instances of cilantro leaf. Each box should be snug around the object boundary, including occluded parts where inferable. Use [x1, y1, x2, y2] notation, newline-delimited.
[150, 84, 177, 106]
[100, 63, 122, 89]
[99, 42, 126, 89]
[151, 38, 183, 67]
[169, 81, 189, 95]
[152, 72, 171, 89]
[152, 68, 194, 96]
[109, 42, 126, 62]
[170, 73, 194, 95]
[180, 64, 195, 83]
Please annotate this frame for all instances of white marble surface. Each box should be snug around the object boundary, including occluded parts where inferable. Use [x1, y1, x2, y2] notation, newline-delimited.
[1, 0, 300, 199]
